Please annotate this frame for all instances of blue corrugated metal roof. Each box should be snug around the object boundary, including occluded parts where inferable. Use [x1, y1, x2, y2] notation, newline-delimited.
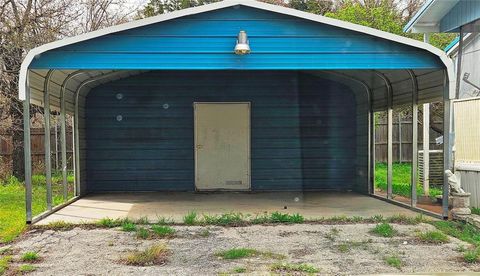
[29, 6, 444, 70]
[444, 36, 460, 52]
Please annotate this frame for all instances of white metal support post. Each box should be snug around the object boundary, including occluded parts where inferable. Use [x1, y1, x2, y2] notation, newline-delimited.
[60, 91, 68, 201]
[44, 70, 54, 210]
[408, 70, 418, 207]
[24, 72, 32, 223]
[423, 33, 430, 196]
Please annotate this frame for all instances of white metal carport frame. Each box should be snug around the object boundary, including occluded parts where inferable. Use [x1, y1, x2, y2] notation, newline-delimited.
[18, 0, 456, 223]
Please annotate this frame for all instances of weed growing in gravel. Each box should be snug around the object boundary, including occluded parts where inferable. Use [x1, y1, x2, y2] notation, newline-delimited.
[199, 229, 211, 237]
[156, 217, 174, 225]
[203, 213, 244, 226]
[135, 217, 150, 225]
[215, 248, 284, 260]
[270, 263, 319, 274]
[269, 212, 304, 224]
[385, 214, 427, 225]
[97, 218, 124, 228]
[122, 244, 169, 266]
[324, 228, 341, 241]
[251, 212, 304, 224]
[417, 231, 449, 244]
[385, 255, 402, 269]
[371, 223, 396, 237]
[431, 220, 480, 245]
[337, 239, 372, 253]
[136, 227, 151, 239]
[151, 225, 175, 238]
[21, 252, 39, 262]
[18, 264, 36, 273]
[463, 248, 480, 263]
[43, 220, 76, 231]
[216, 248, 259, 260]
[0, 256, 12, 275]
[121, 221, 136, 232]
[183, 211, 198, 225]
[232, 266, 247, 273]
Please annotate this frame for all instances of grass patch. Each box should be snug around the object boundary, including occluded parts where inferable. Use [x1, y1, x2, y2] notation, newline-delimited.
[270, 263, 319, 274]
[371, 223, 396, 237]
[151, 225, 175, 238]
[417, 230, 449, 244]
[18, 264, 36, 273]
[385, 255, 402, 269]
[156, 217, 174, 225]
[183, 211, 197, 225]
[375, 162, 442, 199]
[432, 220, 480, 245]
[215, 248, 284, 260]
[251, 212, 304, 224]
[121, 244, 169, 266]
[135, 217, 149, 225]
[0, 173, 75, 243]
[21, 252, 39, 263]
[136, 227, 151, 240]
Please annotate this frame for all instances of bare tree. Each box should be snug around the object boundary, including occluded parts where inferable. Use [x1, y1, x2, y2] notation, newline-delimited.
[0, 0, 132, 179]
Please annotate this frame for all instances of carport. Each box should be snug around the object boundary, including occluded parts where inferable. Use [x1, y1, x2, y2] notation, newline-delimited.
[19, 0, 455, 223]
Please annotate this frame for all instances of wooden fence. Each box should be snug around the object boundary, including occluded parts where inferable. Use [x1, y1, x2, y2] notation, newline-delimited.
[0, 127, 73, 175]
[374, 118, 443, 163]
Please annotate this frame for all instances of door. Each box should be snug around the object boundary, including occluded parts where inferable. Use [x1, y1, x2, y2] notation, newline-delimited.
[194, 102, 250, 191]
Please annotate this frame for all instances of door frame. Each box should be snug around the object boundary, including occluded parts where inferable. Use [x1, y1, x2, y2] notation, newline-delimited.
[193, 102, 251, 191]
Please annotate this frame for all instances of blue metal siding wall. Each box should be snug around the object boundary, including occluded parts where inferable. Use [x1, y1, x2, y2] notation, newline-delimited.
[85, 71, 357, 192]
[30, 6, 443, 70]
[440, 0, 480, 32]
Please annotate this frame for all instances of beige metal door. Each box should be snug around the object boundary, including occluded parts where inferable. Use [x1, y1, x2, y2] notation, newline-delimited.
[194, 102, 250, 191]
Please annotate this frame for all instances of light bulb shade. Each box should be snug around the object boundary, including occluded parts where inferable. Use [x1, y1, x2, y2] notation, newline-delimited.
[234, 30, 251, 55]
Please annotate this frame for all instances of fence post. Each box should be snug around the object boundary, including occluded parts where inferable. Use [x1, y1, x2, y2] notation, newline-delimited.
[398, 114, 402, 163]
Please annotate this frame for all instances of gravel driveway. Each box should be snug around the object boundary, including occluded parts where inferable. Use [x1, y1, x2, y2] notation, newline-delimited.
[5, 223, 480, 275]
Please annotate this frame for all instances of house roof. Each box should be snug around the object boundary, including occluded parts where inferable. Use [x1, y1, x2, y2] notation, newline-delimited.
[404, 0, 459, 33]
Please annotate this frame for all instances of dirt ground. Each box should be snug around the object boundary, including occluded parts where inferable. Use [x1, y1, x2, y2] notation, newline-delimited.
[4, 223, 480, 275]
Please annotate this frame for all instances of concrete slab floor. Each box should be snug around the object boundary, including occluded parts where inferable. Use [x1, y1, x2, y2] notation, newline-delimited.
[36, 191, 421, 225]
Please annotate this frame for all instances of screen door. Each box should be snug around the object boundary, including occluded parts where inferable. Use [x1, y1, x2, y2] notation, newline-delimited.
[194, 102, 250, 191]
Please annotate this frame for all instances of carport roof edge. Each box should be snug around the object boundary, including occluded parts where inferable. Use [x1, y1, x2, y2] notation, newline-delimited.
[18, 0, 455, 101]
